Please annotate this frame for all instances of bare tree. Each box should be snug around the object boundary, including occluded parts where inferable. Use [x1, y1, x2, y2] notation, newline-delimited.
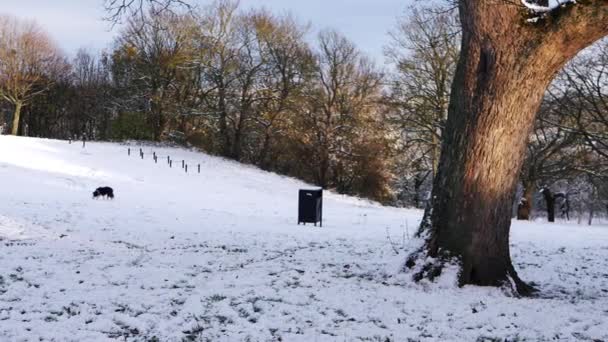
[542, 39, 608, 223]
[188, 0, 251, 157]
[296, 30, 384, 189]
[517, 96, 580, 220]
[104, 0, 192, 23]
[69, 49, 113, 139]
[385, 7, 460, 178]
[551, 39, 608, 168]
[385, 6, 460, 208]
[0, 15, 64, 135]
[112, 10, 193, 140]
[408, 1, 608, 295]
[248, 11, 313, 169]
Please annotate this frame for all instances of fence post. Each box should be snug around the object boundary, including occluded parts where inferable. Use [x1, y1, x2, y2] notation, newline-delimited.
[141, 152, 144, 159]
[169, 160, 172, 168]
[182, 160, 185, 169]
[154, 155, 157, 163]
[198, 164, 200, 173]
[128, 148, 130, 156]
[185, 164, 188, 173]
[167, 156, 170, 164]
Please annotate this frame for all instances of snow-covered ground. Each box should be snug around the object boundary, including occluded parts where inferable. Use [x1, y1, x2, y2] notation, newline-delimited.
[0, 136, 607, 342]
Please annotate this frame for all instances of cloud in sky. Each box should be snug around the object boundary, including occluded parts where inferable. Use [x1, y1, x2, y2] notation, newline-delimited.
[2, 0, 409, 61]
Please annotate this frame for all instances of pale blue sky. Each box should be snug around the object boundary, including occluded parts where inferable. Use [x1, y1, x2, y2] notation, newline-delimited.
[2, 0, 410, 62]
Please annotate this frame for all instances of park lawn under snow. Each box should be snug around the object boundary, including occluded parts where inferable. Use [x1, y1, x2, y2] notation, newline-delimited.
[0, 136, 607, 342]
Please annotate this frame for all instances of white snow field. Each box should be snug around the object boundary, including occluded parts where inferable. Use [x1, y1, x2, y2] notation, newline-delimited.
[0, 135, 607, 342]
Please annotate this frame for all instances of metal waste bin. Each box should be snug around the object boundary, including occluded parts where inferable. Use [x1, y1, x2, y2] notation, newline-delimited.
[298, 189, 322, 227]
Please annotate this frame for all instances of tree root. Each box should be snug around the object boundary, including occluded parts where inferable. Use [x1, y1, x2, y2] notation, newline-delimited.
[404, 246, 450, 282]
[405, 246, 538, 297]
[507, 265, 538, 297]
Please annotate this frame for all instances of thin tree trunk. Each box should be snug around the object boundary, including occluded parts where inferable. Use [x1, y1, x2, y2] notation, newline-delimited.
[218, 95, 230, 157]
[524, 182, 535, 210]
[540, 188, 557, 222]
[258, 129, 272, 169]
[153, 112, 164, 142]
[408, 1, 608, 296]
[318, 146, 329, 189]
[232, 126, 242, 161]
[149, 98, 164, 142]
[231, 106, 249, 161]
[432, 134, 440, 178]
[413, 173, 422, 208]
[518, 181, 535, 220]
[546, 196, 556, 223]
[588, 184, 596, 226]
[11, 102, 23, 136]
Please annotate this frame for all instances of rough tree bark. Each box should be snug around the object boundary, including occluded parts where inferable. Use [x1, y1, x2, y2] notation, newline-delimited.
[408, 1, 608, 295]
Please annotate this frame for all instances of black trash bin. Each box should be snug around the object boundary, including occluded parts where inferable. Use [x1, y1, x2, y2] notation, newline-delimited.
[298, 189, 322, 227]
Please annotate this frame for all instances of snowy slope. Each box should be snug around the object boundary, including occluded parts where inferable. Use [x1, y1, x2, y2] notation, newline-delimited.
[0, 135, 607, 342]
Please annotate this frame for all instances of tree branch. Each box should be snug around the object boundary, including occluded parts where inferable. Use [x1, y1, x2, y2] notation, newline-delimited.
[535, 1, 608, 56]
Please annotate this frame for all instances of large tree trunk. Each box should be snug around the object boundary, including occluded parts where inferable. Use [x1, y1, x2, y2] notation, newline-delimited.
[11, 102, 23, 136]
[408, 1, 608, 295]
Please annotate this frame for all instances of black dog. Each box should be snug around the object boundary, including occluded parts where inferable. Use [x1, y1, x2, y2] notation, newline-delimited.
[93, 186, 114, 199]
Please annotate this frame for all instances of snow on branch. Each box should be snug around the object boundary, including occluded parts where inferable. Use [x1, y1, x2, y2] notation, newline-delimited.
[521, 0, 576, 13]
[520, 0, 578, 22]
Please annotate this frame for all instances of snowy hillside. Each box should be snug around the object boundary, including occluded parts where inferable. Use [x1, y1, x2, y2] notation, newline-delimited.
[1, 136, 607, 341]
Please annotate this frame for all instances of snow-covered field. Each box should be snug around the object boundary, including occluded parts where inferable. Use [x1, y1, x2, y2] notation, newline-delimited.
[0, 136, 607, 342]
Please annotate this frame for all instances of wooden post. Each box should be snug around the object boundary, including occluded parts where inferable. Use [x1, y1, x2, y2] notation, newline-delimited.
[128, 148, 131, 156]
[185, 164, 188, 173]
[154, 155, 157, 163]
[198, 164, 200, 173]
[182, 160, 185, 169]
[167, 156, 170, 164]
[169, 160, 172, 168]
[141, 152, 144, 159]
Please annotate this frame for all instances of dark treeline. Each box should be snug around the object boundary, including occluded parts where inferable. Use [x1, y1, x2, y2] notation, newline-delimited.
[0, 2, 606, 217]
